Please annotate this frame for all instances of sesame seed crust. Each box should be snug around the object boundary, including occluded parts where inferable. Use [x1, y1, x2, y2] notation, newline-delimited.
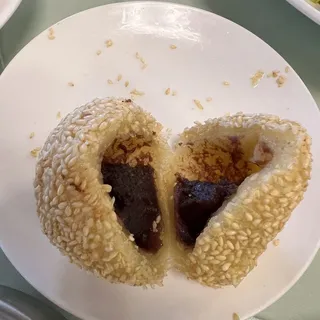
[34, 98, 170, 286]
[172, 113, 312, 287]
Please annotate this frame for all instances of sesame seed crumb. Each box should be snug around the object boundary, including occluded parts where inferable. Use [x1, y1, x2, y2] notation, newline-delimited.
[29, 132, 35, 139]
[223, 81, 230, 86]
[250, 70, 265, 87]
[170, 44, 177, 49]
[124, 81, 129, 87]
[117, 74, 122, 81]
[273, 239, 280, 246]
[56, 111, 61, 119]
[285, 66, 290, 73]
[193, 99, 203, 110]
[206, 97, 212, 102]
[276, 75, 286, 87]
[96, 50, 102, 55]
[68, 82, 75, 87]
[130, 89, 144, 96]
[172, 90, 177, 96]
[232, 313, 240, 320]
[48, 28, 55, 40]
[105, 39, 113, 48]
[135, 52, 147, 69]
[165, 88, 171, 95]
[108, 79, 113, 85]
[30, 147, 41, 158]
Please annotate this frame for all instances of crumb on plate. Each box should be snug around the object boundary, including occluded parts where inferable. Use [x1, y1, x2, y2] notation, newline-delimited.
[170, 44, 177, 49]
[124, 81, 129, 87]
[232, 313, 240, 320]
[96, 50, 102, 55]
[68, 82, 75, 87]
[285, 66, 290, 73]
[223, 81, 230, 86]
[117, 74, 122, 81]
[193, 99, 203, 110]
[29, 132, 35, 139]
[250, 70, 265, 87]
[172, 90, 177, 96]
[273, 239, 280, 246]
[107, 79, 113, 85]
[30, 147, 41, 158]
[48, 27, 55, 40]
[206, 97, 212, 102]
[135, 52, 147, 69]
[56, 111, 61, 119]
[276, 75, 286, 87]
[165, 88, 171, 95]
[130, 89, 145, 96]
[105, 39, 113, 48]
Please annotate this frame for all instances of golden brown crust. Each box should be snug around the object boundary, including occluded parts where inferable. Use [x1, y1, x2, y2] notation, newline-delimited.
[34, 98, 171, 286]
[171, 113, 312, 287]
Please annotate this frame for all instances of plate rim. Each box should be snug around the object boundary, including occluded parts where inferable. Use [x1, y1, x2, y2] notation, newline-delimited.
[286, 0, 320, 25]
[0, 2, 320, 320]
[0, 0, 22, 29]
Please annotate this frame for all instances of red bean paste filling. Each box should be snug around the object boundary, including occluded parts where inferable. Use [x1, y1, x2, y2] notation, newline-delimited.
[173, 136, 272, 247]
[174, 176, 238, 246]
[101, 163, 162, 253]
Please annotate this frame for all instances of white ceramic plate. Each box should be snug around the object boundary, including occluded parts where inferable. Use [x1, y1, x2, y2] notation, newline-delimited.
[0, 0, 21, 29]
[0, 2, 319, 320]
[287, 0, 320, 24]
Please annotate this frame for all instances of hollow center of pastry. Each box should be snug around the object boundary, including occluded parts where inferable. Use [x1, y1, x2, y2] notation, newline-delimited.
[101, 137, 162, 253]
[174, 136, 272, 247]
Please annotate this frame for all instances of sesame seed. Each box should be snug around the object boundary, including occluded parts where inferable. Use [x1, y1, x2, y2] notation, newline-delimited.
[285, 66, 290, 73]
[107, 79, 113, 85]
[273, 239, 280, 246]
[56, 111, 61, 119]
[130, 89, 144, 96]
[105, 39, 113, 48]
[276, 75, 286, 87]
[206, 97, 212, 102]
[29, 132, 35, 139]
[223, 81, 230, 86]
[47, 28, 55, 40]
[124, 81, 129, 87]
[193, 99, 203, 110]
[68, 82, 74, 87]
[30, 147, 41, 158]
[165, 88, 171, 95]
[96, 50, 102, 55]
[172, 90, 177, 96]
[250, 70, 264, 87]
[170, 44, 177, 49]
[117, 74, 122, 81]
[233, 312, 240, 320]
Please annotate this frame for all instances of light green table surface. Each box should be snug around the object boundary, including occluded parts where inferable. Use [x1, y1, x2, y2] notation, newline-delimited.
[0, 0, 319, 319]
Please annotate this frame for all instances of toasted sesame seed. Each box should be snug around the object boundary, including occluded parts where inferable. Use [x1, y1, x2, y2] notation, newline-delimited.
[105, 39, 113, 47]
[222, 262, 231, 271]
[96, 50, 102, 55]
[233, 312, 240, 320]
[107, 79, 113, 85]
[170, 44, 177, 49]
[68, 82, 74, 87]
[193, 99, 203, 110]
[30, 147, 41, 158]
[285, 66, 290, 73]
[130, 89, 144, 96]
[117, 74, 122, 81]
[29, 132, 35, 139]
[250, 70, 264, 87]
[273, 239, 280, 246]
[276, 75, 286, 87]
[56, 111, 61, 119]
[223, 81, 230, 86]
[165, 88, 171, 95]
[124, 81, 129, 87]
